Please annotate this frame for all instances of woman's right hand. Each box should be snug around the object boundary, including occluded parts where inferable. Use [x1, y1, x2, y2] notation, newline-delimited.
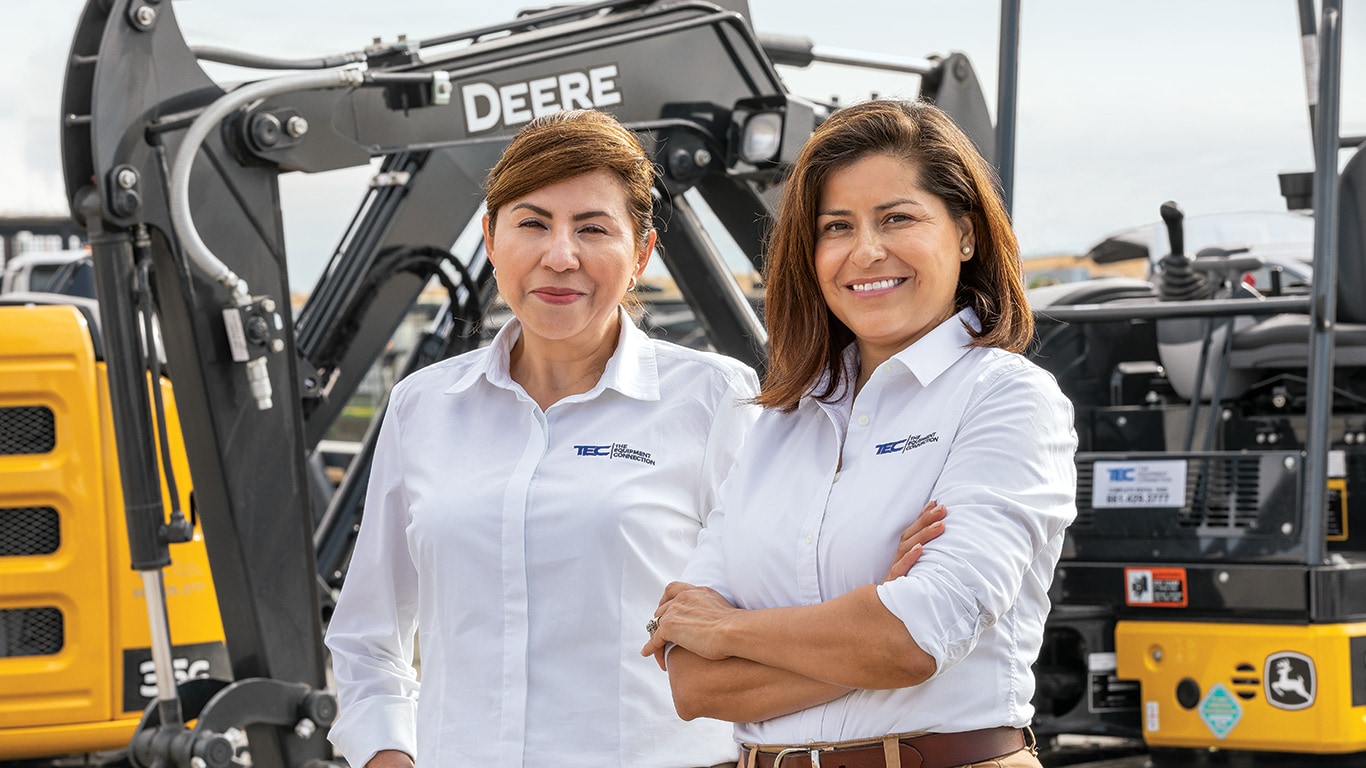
[366, 750, 415, 768]
[882, 501, 947, 583]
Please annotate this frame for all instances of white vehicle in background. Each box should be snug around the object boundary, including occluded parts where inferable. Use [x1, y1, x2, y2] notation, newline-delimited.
[1, 247, 94, 296]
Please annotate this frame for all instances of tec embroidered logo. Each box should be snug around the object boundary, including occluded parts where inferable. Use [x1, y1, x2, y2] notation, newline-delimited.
[572, 443, 656, 465]
[875, 432, 940, 455]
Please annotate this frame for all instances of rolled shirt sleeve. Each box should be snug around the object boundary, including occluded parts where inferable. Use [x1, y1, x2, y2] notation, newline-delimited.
[325, 384, 421, 767]
[875, 363, 1077, 675]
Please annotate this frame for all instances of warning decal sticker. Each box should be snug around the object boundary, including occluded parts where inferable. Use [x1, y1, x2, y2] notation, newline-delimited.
[1125, 566, 1188, 608]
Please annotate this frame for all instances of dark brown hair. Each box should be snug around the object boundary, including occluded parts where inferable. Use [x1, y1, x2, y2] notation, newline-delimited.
[759, 99, 1032, 411]
[484, 109, 655, 248]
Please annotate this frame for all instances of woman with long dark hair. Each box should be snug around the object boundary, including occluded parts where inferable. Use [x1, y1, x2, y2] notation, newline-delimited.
[645, 100, 1077, 768]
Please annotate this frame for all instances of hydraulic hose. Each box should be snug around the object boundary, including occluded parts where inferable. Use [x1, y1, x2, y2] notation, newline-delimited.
[167, 68, 366, 305]
[191, 45, 367, 71]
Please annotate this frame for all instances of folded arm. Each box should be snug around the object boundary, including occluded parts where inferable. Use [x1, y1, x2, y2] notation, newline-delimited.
[648, 502, 945, 718]
[646, 582, 934, 691]
[666, 647, 852, 722]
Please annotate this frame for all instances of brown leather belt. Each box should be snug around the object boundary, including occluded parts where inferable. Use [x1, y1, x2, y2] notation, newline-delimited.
[744, 726, 1027, 768]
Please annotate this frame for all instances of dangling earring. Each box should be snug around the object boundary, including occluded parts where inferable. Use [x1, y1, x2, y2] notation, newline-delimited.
[628, 275, 638, 292]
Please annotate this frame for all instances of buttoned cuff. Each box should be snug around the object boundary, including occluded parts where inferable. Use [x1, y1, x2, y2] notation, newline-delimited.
[876, 564, 985, 678]
[327, 694, 418, 768]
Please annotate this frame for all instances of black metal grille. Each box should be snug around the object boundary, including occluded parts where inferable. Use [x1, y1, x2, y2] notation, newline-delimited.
[1182, 457, 1261, 529]
[0, 607, 64, 657]
[1231, 661, 1260, 701]
[0, 506, 61, 556]
[1074, 463, 1095, 528]
[0, 406, 56, 454]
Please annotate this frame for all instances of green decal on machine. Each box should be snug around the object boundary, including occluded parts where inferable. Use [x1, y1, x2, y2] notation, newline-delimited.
[1198, 683, 1242, 739]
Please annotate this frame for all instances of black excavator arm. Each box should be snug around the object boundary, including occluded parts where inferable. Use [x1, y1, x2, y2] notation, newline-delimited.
[59, 2, 998, 765]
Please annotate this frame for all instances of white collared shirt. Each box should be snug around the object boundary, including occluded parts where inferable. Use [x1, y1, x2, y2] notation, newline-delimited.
[326, 313, 758, 768]
[684, 308, 1077, 744]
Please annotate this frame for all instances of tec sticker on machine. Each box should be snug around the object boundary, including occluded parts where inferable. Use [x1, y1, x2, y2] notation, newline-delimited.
[1264, 651, 1316, 710]
[1198, 683, 1242, 739]
[1092, 460, 1187, 508]
[1124, 566, 1188, 607]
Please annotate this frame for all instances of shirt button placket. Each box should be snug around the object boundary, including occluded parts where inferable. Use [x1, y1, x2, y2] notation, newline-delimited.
[498, 408, 548, 765]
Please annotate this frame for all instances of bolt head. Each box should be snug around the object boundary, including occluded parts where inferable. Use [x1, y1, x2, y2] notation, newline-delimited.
[285, 115, 310, 138]
[116, 168, 138, 189]
[693, 148, 712, 167]
[134, 5, 156, 26]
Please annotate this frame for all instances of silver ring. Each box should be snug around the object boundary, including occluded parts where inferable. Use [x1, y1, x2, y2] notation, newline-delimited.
[645, 617, 659, 635]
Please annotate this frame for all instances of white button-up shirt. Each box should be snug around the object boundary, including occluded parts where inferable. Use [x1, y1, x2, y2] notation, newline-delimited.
[684, 309, 1077, 745]
[326, 314, 758, 768]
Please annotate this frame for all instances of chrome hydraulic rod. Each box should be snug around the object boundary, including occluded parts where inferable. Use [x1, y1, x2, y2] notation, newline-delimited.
[140, 570, 183, 727]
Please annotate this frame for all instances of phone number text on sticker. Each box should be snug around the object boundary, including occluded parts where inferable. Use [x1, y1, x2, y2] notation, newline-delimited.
[1092, 460, 1188, 509]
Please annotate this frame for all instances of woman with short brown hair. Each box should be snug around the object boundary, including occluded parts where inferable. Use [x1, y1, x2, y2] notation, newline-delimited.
[325, 109, 762, 768]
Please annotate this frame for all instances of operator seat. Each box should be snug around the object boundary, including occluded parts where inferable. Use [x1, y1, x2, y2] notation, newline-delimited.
[1225, 145, 1366, 370]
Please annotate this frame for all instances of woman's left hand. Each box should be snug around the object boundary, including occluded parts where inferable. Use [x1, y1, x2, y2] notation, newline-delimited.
[640, 581, 738, 667]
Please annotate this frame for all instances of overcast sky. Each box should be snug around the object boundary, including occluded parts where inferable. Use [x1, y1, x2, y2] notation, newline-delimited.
[3, 0, 1363, 289]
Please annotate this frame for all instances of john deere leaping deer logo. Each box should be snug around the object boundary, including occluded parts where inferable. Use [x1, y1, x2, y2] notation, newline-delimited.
[1263, 652, 1316, 710]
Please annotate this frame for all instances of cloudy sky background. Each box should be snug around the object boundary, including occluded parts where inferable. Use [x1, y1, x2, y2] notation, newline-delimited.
[2, 0, 1362, 289]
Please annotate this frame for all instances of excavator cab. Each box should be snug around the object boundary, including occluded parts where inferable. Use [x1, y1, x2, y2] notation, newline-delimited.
[1027, 3, 1366, 764]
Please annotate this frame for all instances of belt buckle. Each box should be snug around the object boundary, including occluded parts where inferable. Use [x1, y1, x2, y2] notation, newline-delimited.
[771, 747, 823, 768]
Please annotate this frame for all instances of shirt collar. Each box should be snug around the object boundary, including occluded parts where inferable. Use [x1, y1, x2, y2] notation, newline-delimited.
[443, 308, 659, 402]
[885, 307, 980, 386]
[802, 344, 858, 429]
[600, 309, 660, 401]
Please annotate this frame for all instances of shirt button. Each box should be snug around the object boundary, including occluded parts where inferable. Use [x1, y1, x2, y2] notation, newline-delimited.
[857, 414, 870, 427]
[805, 534, 814, 545]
